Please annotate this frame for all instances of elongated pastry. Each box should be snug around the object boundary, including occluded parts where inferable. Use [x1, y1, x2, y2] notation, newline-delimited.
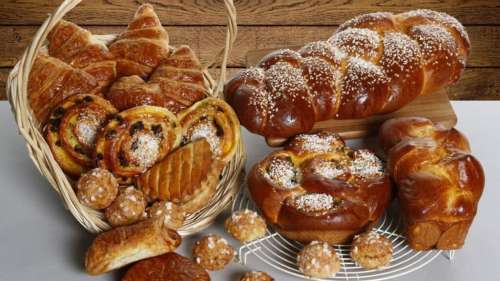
[94, 105, 181, 184]
[137, 139, 225, 213]
[45, 94, 117, 176]
[106, 45, 206, 112]
[85, 217, 181, 275]
[47, 20, 116, 92]
[179, 97, 240, 162]
[28, 55, 99, 124]
[109, 4, 169, 78]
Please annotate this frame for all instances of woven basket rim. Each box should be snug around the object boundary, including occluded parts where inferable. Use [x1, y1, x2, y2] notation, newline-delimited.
[6, 0, 245, 235]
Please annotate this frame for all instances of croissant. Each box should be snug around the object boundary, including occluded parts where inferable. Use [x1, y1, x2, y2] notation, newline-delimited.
[379, 117, 484, 250]
[28, 55, 99, 124]
[45, 94, 117, 176]
[248, 131, 392, 244]
[47, 20, 116, 92]
[225, 9, 470, 139]
[109, 4, 169, 78]
[94, 105, 181, 184]
[106, 45, 207, 113]
[137, 139, 225, 213]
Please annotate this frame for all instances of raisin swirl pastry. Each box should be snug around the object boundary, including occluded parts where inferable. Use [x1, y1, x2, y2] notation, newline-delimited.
[45, 94, 117, 176]
[248, 131, 392, 244]
[94, 106, 181, 184]
[179, 97, 240, 162]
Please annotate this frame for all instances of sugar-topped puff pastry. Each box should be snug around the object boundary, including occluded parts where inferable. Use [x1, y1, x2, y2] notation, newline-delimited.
[225, 209, 267, 243]
[297, 241, 341, 278]
[351, 231, 393, 269]
[239, 271, 274, 281]
[105, 186, 147, 227]
[146, 200, 186, 230]
[76, 168, 118, 210]
[193, 234, 235, 271]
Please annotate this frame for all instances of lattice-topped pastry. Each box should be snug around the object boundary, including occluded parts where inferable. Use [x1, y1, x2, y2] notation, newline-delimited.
[179, 97, 240, 162]
[45, 94, 117, 176]
[94, 105, 181, 184]
[248, 131, 392, 244]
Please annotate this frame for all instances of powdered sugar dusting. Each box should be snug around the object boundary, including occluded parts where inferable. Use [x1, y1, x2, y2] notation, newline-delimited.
[265, 62, 308, 106]
[341, 57, 388, 99]
[187, 120, 221, 156]
[291, 193, 337, 213]
[381, 32, 421, 77]
[314, 159, 346, 179]
[292, 133, 343, 153]
[338, 12, 393, 30]
[350, 149, 384, 178]
[75, 113, 100, 147]
[299, 41, 346, 65]
[329, 28, 381, 59]
[129, 133, 160, 168]
[261, 157, 300, 189]
[410, 24, 457, 66]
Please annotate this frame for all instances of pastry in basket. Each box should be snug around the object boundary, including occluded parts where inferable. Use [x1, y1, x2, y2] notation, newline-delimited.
[379, 117, 484, 250]
[106, 45, 207, 112]
[105, 186, 147, 227]
[239, 271, 274, 281]
[179, 97, 240, 162]
[47, 20, 116, 92]
[122, 252, 210, 281]
[193, 234, 235, 271]
[45, 94, 117, 176]
[109, 4, 169, 78]
[137, 139, 225, 213]
[297, 241, 341, 278]
[146, 201, 186, 230]
[94, 105, 181, 184]
[76, 168, 119, 210]
[85, 216, 181, 275]
[28, 55, 100, 124]
[350, 231, 393, 269]
[225, 9, 470, 139]
[248, 131, 392, 244]
[225, 209, 267, 242]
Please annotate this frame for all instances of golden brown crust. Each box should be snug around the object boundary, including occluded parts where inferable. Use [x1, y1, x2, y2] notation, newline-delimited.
[45, 94, 117, 176]
[379, 117, 484, 250]
[104, 187, 147, 227]
[47, 20, 116, 92]
[137, 139, 224, 213]
[297, 241, 341, 278]
[94, 105, 181, 184]
[248, 131, 392, 244]
[351, 231, 393, 269]
[122, 253, 210, 281]
[225, 209, 267, 243]
[224, 9, 469, 139]
[193, 234, 235, 271]
[109, 4, 169, 78]
[146, 201, 186, 230]
[85, 217, 182, 275]
[106, 76, 167, 111]
[76, 168, 118, 209]
[239, 271, 274, 281]
[28, 55, 99, 124]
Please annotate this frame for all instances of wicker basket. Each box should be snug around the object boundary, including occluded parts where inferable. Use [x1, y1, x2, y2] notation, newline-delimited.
[6, 0, 245, 236]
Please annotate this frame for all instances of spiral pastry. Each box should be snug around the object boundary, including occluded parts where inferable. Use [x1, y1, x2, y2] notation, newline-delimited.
[178, 98, 240, 163]
[94, 105, 181, 183]
[45, 94, 117, 176]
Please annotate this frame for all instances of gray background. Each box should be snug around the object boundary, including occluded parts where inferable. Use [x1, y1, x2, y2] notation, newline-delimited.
[0, 101, 499, 281]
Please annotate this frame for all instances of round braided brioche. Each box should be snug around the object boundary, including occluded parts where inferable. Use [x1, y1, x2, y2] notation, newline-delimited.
[248, 131, 392, 244]
[225, 9, 470, 139]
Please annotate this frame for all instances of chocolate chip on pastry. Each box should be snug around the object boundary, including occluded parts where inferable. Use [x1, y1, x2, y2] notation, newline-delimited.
[76, 168, 118, 209]
[85, 217, 182, 275]
[122, 252, 210, 281]
[247, 131, 392, 244]
[105, 186, 147, 227]
[146, 201, 186, 230]
[225, 209, 267, 243]
[351, 231, 393, 269]
[193, 234, 235, 271]
[45, 94, 117, 176]
[297, 241, 341, 278]
[239, 271, 274, 281]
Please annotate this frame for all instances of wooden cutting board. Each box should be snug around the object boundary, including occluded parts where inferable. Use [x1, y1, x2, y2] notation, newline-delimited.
[246, 47, 457, 145]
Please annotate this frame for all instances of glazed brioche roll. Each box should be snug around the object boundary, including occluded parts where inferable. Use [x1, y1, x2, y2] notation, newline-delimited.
[94, 105, 181, 184]
[45, 94, 117, 176]
[179, 97, 240, 163]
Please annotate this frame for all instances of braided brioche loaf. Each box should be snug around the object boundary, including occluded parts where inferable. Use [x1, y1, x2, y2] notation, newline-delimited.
[225, 10, 470, 139]
[379, 117, 484, 250]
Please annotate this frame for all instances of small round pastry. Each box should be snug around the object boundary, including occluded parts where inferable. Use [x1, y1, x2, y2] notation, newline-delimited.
[76, 168, 118, 209]
[239, 271, 274, 281]
[105, 186, 147, 227]
[225, 209, 267, 243]
[297, 241, 341, 278]
[351, 231, 393, 269]
[146, 201, 186, 230]
[193, 234, 235, 271]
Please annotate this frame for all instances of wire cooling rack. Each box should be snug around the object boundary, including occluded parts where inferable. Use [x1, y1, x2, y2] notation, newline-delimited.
[232, 188, 455, 281]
